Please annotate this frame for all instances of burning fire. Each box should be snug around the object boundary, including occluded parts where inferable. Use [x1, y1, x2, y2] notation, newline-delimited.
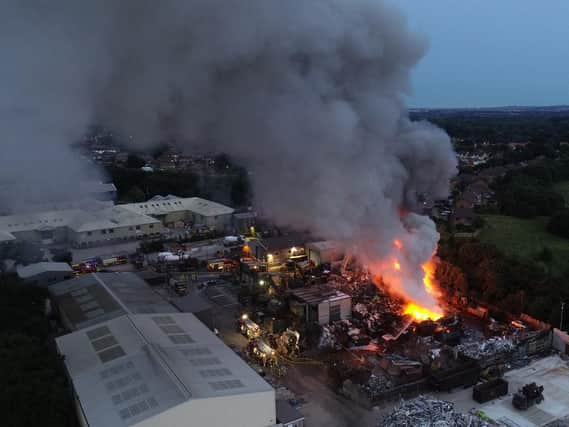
[403, 303, 442, 321]
[391, 241, 444, 322]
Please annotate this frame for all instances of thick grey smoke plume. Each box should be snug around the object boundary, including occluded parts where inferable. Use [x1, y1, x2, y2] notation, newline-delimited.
[2, 0, 456, 306]
[0, 2, 107, 211]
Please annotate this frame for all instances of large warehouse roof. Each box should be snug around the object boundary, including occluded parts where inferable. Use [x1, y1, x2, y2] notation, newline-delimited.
[0, 206, 160, 236]
[68, 207, 159, 233]
[0, 230, 16, 242]
[120, 196, 234, 218]
[56, 312, 274, 427]
[17, 262, 72, 278]
[49, 272, 177, 331]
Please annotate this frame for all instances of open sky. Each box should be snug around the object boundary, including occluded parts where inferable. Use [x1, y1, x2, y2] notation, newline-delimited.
[391, 0, 569, 108]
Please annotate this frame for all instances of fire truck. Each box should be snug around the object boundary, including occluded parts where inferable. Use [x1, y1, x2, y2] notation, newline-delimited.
[72, 262, 98, 276]
[238, 314, 261, 339]
[248, 338, 277, 367]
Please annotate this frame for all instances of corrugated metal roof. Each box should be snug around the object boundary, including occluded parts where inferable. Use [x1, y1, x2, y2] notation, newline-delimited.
[120, 197, 234, 218]
[49, 273, 177, 331]
[56, 313, 274, 427]
[0, 206, 160, 235]
[17, 262, 72, 278]
[290, 285, 351, 305]
[306, 240, 339, 251]
[0, 230, 16, 242]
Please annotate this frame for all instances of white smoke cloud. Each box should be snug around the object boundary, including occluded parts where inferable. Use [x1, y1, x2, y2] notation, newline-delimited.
[1, 0, 457, 304]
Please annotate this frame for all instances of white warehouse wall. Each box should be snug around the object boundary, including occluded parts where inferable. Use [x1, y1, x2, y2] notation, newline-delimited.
[134, 390, 276, 427]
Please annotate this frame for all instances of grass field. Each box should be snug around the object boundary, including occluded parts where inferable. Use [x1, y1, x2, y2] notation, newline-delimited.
[480, 215, 569, 276]
[553, 180, 569, 206]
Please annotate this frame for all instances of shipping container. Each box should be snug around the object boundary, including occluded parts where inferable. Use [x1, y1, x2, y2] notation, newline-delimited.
[473, 378, 508, 403]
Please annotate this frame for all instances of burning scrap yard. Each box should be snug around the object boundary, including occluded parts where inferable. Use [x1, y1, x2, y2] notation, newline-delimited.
[294, 247, 557, 408]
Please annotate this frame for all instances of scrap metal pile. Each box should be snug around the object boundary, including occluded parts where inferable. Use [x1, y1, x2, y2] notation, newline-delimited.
[363, 373, 393, 397]
[318, 319, 373, 349]
[456, 336, 514, 366]
[379, 395, 495, 427]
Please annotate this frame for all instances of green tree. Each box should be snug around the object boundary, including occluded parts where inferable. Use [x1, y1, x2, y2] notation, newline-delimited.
[123, 185, 146, 202]
[125, 154, 146, 169]
[547, 210, 569, 239]
[231, 170, 251, 207]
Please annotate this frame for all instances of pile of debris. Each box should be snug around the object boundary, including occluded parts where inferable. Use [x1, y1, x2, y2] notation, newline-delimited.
[379, 395, 495, 427]
[317, 325, 336, 350]
[456, 337, 514, 366]
[318, 320, 374, 349]
[362, 373, 394, 398]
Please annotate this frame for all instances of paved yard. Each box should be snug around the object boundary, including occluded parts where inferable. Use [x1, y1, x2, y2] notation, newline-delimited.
[438, 355, 569, 427]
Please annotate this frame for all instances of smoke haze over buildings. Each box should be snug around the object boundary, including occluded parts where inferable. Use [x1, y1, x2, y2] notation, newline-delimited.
[1, 0, 456, 304]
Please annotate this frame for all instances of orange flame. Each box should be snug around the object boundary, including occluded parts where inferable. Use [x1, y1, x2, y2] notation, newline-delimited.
[421, 260, 437, 295]
[403, 302, 443, 321]
[367, 240, 444, 322]
[402, 259, 443, 321]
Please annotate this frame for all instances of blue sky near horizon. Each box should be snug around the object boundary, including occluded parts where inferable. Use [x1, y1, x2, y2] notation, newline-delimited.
[390, 0, 569, 108]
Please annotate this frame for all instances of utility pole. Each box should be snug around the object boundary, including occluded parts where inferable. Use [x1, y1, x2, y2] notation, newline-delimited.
[561, 302, 565, 331]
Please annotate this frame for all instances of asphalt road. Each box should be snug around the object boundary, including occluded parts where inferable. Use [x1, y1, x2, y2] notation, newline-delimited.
[279, 363, 380, 427]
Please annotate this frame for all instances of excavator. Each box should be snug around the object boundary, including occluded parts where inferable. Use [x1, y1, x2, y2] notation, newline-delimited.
[276, 328, 300, 357]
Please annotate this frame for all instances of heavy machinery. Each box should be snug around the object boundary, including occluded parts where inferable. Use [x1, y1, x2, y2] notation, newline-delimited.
[473, 378, 508, 404]
[276, 329, 300, 357]
[513, 383, 544, 410]
[238, 314, 261, 339]
[248, 338, 277, 367]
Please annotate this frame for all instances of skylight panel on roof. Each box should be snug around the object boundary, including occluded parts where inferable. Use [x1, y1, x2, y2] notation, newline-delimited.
[209, 379, 244, 391]
[159, 324, 184, 334]
[189, 357, 221, 367]
[105, 371, 142, 392]
[75, 294, 93, 304]
[80, 300, 100, 312]
[168, 334, 194, 344]
[91, 335, 119, 352]
[86, 325, 111, 340]
[85, 308, 105, 319]
[119, 398, 156, 420]
[199, 368, 232, 378]
[111, 383, 149, 405]
[100, 360, 134, 379]
[71, 288, 89, 297]
[98, 346, 126, 363]
[180, 347, 211, 356]
[152, 315, 175, 325]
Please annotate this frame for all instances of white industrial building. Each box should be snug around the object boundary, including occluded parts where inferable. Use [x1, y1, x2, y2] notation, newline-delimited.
[0, 195, 235, 247]
[119, 195, 234, 231]
[56, 313, 276, 427]
[290, 285, 352, 325]
[52, 272, 277, 426]
[17, 262, 73, 287]
[49, 272, 178, 331]
[0, 206, 163, 247]
[306, 241, 343, 266]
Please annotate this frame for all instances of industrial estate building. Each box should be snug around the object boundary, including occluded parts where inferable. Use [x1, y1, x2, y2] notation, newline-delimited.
[56, 313, 276, 427]
[120, 195, 235, 230]
[16, 261, 73, 287]
[51, 272, 277, 427]
[0, 196, 236, 247]
[0, 206, 162, 247]
[306, 241, 343, 266]
[49, 272, 178, 331]
[290, 285, 352, 325]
